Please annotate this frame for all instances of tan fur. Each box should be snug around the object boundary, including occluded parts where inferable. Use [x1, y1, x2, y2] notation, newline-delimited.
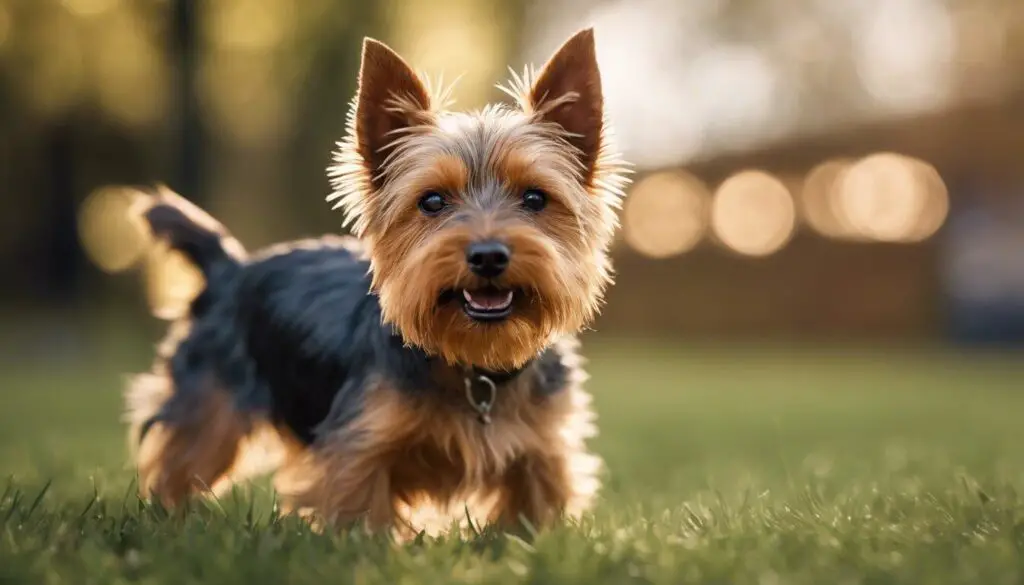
[275, 336, 600, 535]
[131, 376, 247, 507]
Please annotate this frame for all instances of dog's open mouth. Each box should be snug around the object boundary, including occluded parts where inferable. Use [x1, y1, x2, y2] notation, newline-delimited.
[461, 287, 514, 321]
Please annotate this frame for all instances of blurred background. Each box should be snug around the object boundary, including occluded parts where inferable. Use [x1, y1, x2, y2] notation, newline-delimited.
[2, 0, 1024, 483]
[4, 0, 1024, 350]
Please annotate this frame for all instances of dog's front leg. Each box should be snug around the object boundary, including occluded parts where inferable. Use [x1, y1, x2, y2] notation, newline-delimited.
[274, 447, 399, 534]
[488, 450, 576, 532]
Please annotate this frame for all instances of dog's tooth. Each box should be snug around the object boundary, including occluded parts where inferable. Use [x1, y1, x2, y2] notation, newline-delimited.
[493, 292, 512, 309]
[463, 288, 513, 311]
[463, 290, 485, 310]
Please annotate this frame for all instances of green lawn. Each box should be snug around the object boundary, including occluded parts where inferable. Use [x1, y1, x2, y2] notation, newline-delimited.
[3, 334, 1024, 584]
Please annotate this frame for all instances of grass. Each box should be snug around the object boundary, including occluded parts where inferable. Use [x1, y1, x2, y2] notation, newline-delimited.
[3, 332, 1024, 584]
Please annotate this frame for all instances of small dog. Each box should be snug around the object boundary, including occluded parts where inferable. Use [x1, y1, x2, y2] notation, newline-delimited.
[123, 28, 629, 535]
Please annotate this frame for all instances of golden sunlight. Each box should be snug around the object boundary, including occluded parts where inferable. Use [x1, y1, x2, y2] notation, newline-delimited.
[834, 153, 949, 243]
[711, 170, 796, 257]
[91, 8, 168, 128]
[77, 186, 147, 274]
[387, 0, 504, 108]
[62, 0, 121, 18]
[800, 158, 859, 240]
[623, 171, 710, 259]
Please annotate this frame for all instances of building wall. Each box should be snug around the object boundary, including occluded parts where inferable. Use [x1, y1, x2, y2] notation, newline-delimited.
[597, 98, 1024, 340]
[598, 235, 942, 339]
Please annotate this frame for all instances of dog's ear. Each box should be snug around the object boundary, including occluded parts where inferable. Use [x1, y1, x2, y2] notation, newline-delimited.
[355, 38, 432, 188]
[529, 28, 604, 183]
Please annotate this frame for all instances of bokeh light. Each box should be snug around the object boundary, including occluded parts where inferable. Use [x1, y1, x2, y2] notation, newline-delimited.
[77, 186, 148, 274]
[92, 8, 168, 128]
[78, 185, 207, 320]
[800, 158, 860, 240]
[199, 0, 297, 145]
[62, 0, 121, 18]
[22, 10, 86, 118]
[852, 0, 955, 114]
[388, 0, 504, 108]
[144, 245, 205, 321]
[622, 171, 710, 259]
[711, 170, 797, 257]
[835, 153, 949, 243]
[903, 158, 950, 242]
[209, 0, 291, 52]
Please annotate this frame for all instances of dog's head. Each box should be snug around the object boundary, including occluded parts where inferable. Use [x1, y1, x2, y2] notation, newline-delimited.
[329, 29, 629, 371]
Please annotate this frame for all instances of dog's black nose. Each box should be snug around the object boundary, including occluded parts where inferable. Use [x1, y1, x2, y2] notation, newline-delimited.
[466, 240, 510, 278]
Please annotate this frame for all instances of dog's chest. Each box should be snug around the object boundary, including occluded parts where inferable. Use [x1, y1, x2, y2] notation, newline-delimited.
[385, 387, 544, 495]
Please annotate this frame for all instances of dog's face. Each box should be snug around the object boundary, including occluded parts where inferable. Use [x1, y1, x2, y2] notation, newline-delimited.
[329, 29, 628, 371]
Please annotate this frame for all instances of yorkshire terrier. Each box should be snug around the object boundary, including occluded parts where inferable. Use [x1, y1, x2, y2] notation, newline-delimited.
[122, 28, 629, 536]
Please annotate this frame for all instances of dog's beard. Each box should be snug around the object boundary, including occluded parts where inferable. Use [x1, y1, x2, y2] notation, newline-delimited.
[371, 226, 597, 370]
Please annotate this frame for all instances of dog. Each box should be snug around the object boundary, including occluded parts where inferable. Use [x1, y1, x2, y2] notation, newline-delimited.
[122, 28, 629, 536]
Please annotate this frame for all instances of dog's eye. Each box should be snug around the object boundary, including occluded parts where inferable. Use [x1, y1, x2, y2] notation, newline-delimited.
[418, 192, 447, 215]
[522, 188, 547, 212]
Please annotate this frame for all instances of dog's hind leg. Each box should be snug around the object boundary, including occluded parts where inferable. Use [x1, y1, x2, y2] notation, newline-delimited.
[125, 324, 281, 507]
[122, 186, 283, 506]
[127, 373, 242, 506]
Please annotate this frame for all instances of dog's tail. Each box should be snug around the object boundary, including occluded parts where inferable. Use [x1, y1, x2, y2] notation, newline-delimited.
[129, 185, 246, 319]
[129, 185, 247, 303]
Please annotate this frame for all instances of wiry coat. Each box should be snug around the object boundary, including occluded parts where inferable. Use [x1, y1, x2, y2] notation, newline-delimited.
[122, 28, 627, 535]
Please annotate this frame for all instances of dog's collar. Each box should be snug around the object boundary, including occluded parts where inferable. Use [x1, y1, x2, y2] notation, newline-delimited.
[468, 363, 530, 385]
[460, 362, 532, 425]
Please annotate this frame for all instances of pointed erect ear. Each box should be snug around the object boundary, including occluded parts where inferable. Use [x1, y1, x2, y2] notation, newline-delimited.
[530, 28, 604, 182]
[355, 38, 432, 187]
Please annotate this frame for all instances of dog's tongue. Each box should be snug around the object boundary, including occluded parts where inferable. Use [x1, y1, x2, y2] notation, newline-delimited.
[463, 289, 513, 311]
